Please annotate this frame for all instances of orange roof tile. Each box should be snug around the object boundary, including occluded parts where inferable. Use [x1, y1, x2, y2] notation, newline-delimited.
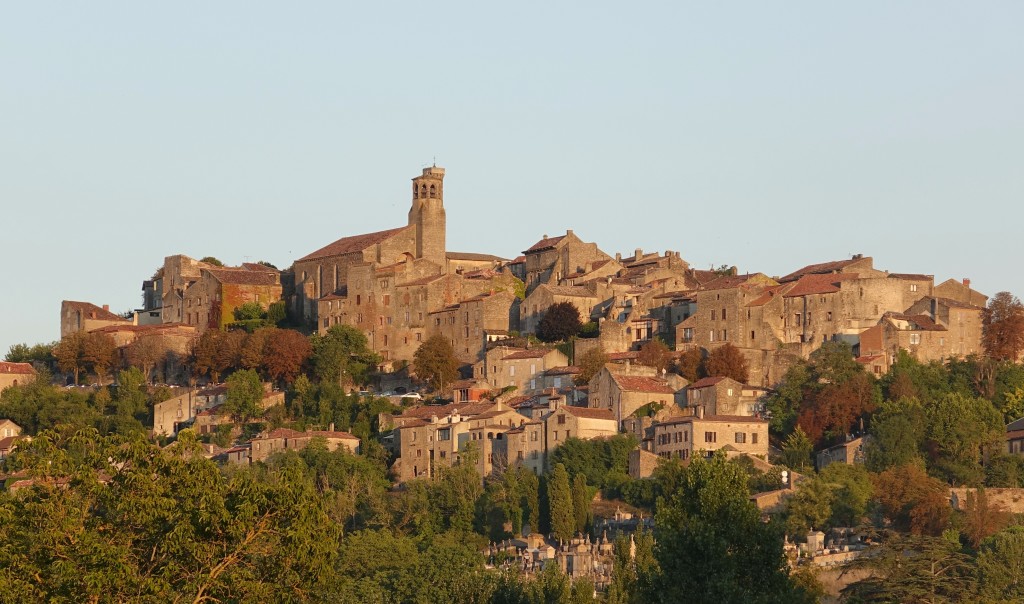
[524, 235, 566, 254]
[561, 406, 615, 421]
[778, 258, 863, 283]
[782, 273, 858, 298]
[298, 227, 408, 262]
[63, 301, 128, 322]
[0, 362, 36, 375]
[612, 374, 676, 394]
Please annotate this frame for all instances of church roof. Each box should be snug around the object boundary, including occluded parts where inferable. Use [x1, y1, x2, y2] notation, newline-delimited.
[298, 226, 408, 262]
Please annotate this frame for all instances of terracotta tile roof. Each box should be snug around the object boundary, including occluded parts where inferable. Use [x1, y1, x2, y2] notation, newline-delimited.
[206, 268, 280, 286]
[782, 273, 858, 298]
[659, 414, 766, 425]
[259, 428, 303, 439]
[0, 362, 36, 375]
[889, 273, 933, 281]
[502, 349, 556, 360]
[691, 270, 720, 285]
[608, 351, 640, 361]
[90, 323, 196, 335]
[293, 430, 360, 441]
[562, 406, 615, 421]
[653, 290, 696, 300]
[509, 256, 526, 264]
[612, 374, 676, 394]
[1007, 417, 1024, 432]
[398, 402, 496, 420]
[688, 377, 728, 389]
[447, 251, 508, 262]
[933, 296, 984, 310]
[778, 258, 863, 283]
[885, 313, 947, 331]
[298, 226, 408, 262]
[63, 301, 128, 322]
[746, 285, 787, 307]
[524, 235, 566, 254]
[855, 355, 885, 364]
[506, 395, 537, 408]
[0, 436, 20, 451]
[544, 366, 581, 376]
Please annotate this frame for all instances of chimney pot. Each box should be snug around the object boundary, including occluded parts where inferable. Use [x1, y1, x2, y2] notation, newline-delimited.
[963, 278, 971, 288]
[102, 304, 109, 312]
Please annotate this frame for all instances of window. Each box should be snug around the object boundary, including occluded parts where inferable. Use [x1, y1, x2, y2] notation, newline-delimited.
[721, 308, 726, 320]
[827, 311, 832, 321]
[752, 432, 758, 444]
[704, 431, 717, 443]
[909, 333, 921, 345]
[683, 328, 694, 343]
[517, 451, 524, 460]
[558, 414, 566, 425]
[735, 432, 746, 444]
[711, 309, 717, 320]
[710, 330, 715, 342]
[530, 430, 538, 442]
[910, 283, 918, 292]
[383, 294, 390, 306]
[531, 450, 539, 459]
[416, 333, 422, 342]
[794, 313, 802, 326]
[438, 428, 451, 441]
[553, 431, 559, 441]
[807, 313, 812, 324]
[722, 329, 727, 341]
[751, 330, 756, 340]
[509, 365, 516, 376]
[356, 295, 361, 305]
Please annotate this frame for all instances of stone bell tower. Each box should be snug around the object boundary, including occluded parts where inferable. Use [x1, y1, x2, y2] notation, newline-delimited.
[408, 165, 447, 268]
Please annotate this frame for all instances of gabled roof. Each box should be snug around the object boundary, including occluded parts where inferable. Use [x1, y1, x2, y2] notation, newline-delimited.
[889, 273, 933, 281]
[447, 251, 508, 262]
[659, 414, 767, 426]
[63, 301, 128, 322]
[398, 274, 447, 287]
[0, 362, 36, 375]
[543, 285, 596, 298]
[321, 286, 348, 301]
[783, 273, 859, 298]
[933, 296, 984, 311]
[503, 349, 557, 360]
[884, 313, 946, 332]
[611, 374, 676, 395]
[524, 235, 566, 254]
[688, 376, 728, 389]
[608, 351, 640, 361]
[560, 406, 615, 421]
[544, 366, 581, 376]
[699, 274, 765, 292]
[206, 268, 280, 286]
[778, 258, 865, 283]
[298, 226, 408, 262]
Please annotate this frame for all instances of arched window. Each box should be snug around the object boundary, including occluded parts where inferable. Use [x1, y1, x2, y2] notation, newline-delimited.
[413, 183, 418, 198]
[420, 184, 427, 197]
[429, 184, 436, 198]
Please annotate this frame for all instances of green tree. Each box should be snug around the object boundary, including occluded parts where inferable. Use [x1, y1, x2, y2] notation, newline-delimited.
[311, 325, 380, 387]
[224, 368, 264, 422]
[81, 332, 118, 385]
[536, 301, 582, 343]
[983, 291, 1024, 361]
[413, 334, 460, 393]
[571, 473, 592, 534]
[4, 341, 55, 365]
[548, 463, 575, 542]
[199, 255, 224, 266]
[924, 393, 1003, 485]
[842, 534, 975, 603]
[779, 427, 814, 472]
[819, 462, 873, 527]
[233, 301, 265, 321]
[977, 526, 1024, 602]
[865, 398, 927, 472]
[645, 451, 813, 604]
[784, 477, 834, 538]
[52, 332, 87, 385]
[606, 527, 658, 604]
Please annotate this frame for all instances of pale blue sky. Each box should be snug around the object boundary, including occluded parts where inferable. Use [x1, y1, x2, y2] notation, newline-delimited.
[2, 2, 1022, 353]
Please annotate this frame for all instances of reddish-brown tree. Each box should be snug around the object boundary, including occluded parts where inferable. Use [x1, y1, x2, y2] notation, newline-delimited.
[962, 488, 1013, 548]
[873, 464, 950, 536]
[983, 291, 1024, 361]
[263, 329, 312, 384]
[704, 342, 749, 383]
[240, 328, 272, 371]
[637, 339, 671, 373]
[797, 373, 877, 444]
[674, 347, 705, 382]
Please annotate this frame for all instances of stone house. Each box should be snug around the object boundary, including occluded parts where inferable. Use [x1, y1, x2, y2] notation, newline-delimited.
[392, 402, 508, 481]
[180, 265, 282, 332]
[60, 300, 132, 338]
[521, 283, 601, 335]
[429, 289, 519, 364]
[683, 376, 768, 417]
[499, 419, 548, 475]
[475, 346, 569, 395]
[650, 414, 769, 461]
[545, 405, 617, 453]
[1007, 417, 1024, 456]
[249, 428, 360, 463]
[934, 278, 988, 308]
[0, 419, 23, 460]
[450, 379, 493, 403]
[905, 296, 984, 357]
[539, 366, 581, 391]
[858, 314, 951, 375]
[587, 363, 686, 426]
[816, 436, 868, 470]
[521, 230, 613, 296]
[0, 362, 36, 392]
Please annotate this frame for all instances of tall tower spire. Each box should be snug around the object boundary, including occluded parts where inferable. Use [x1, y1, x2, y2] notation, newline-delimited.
[408, 166, 446, 268]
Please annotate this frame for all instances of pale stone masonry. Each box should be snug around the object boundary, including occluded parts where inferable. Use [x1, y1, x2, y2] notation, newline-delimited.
[650, 414, 769, 461]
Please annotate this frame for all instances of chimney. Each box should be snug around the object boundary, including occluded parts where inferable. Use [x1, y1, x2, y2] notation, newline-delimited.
[566, 229, 574, 237]
[963, 278, 971, 288]
[102, 304, 109, 312]
[615, 252, 621, 262]
[635, 248, 643, 260]
[696, 405, 705, 419]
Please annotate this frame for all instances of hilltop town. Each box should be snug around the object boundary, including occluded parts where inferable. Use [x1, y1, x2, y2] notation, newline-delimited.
[3, 166, 1024, 602]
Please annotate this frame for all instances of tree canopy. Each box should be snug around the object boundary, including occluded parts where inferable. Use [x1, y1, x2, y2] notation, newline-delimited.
[536, 302, 583, 343]
[413, 334, 460, 393]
